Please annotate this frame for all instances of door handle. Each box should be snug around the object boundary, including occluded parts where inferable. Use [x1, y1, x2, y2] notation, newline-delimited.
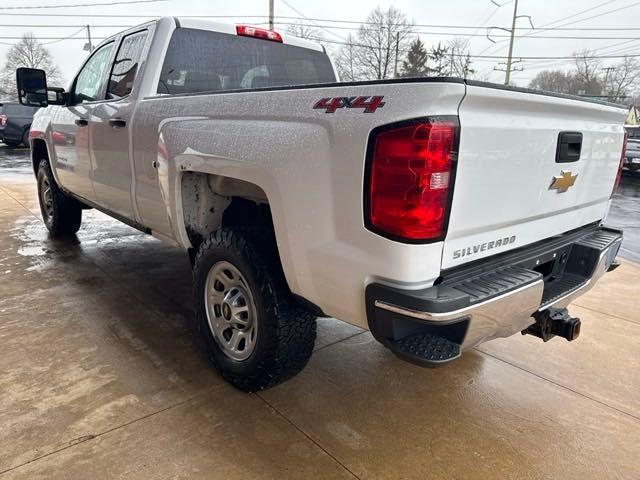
[74, 118, 88, 127]
[108, 118, 127, 129]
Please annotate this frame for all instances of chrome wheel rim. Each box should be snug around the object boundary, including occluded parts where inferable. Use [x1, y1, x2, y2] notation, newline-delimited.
[204, 261, 258, 361]
[39, 176, 54, 223]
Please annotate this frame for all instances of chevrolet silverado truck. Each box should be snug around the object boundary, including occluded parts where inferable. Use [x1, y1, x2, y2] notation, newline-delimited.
[16, 17, 626, 391]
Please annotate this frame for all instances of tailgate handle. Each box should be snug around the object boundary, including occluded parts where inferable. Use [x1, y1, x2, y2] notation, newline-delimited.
[556, 132, 582, 163]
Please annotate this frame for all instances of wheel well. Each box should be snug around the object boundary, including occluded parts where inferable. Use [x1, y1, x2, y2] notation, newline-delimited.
[181, 172, 274, 251]
[181, 172, 325, 316]
[31, 138, 48, 175]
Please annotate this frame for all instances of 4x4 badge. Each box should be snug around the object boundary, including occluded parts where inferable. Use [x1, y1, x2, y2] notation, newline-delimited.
[549, 170, 578, 193]
[313, 96, 385, 113]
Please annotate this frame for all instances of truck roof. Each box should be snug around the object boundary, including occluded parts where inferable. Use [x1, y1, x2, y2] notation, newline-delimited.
[94, 16, 326, 55]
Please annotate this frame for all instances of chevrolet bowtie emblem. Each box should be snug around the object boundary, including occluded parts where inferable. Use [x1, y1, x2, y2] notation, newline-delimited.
[549, 170, 578, 193]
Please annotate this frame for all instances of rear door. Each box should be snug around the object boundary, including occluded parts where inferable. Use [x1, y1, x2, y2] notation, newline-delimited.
[90, 28, 150, 220]
[442, 84, 627, 269]
[50, 41, 115, 202]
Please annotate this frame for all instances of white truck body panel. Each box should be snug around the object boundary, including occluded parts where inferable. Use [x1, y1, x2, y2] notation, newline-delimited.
[133, 81, 466, 327]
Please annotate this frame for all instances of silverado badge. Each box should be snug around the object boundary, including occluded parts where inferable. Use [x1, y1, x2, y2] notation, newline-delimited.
[549, 170, 578, 193]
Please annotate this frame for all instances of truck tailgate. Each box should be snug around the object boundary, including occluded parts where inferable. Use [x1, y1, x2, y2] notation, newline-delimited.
[442, 84, 627, 269]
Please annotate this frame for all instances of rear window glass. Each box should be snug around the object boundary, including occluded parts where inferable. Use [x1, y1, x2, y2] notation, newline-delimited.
[157, 28, 335, 95]
[108, 30, 148, 99]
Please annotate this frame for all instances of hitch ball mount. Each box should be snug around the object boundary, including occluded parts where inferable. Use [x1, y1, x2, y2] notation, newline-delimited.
[523, 307, 581, 342]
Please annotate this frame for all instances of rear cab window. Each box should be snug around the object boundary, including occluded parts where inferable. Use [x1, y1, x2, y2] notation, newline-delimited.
[157, 28, 336, 95]
[108, 30, 148, 99]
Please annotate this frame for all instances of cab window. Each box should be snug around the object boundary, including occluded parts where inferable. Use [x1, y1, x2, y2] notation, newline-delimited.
[107, 30, 148, 99]
[157, 28, 335, 95]
[73, 42, 114, 104]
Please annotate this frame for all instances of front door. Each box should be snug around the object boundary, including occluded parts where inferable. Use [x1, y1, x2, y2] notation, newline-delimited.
[50, 41, 115, 203]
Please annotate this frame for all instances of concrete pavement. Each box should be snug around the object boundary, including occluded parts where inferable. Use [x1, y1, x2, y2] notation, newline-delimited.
[0, 148, 638, 479]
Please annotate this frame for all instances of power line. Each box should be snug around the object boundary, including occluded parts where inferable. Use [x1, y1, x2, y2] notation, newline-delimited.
[534, 0, 619, 29]
[4, 20, 640, 41]
[0, 0, 166, 10]
[278, 0, 347, 41]
[270, 21, 640, 39]
[476, 0, 639, 76]
[43, 25, 86, 44]
[0, 24, 132, 27]
[1, 11, 640, 31]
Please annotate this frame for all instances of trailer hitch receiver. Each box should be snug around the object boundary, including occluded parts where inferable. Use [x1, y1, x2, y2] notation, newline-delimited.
[523, 307, 581, 342]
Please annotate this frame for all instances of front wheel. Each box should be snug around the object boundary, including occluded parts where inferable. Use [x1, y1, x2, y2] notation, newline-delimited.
[193, 228, 317, 391]
[36, 159, 82, 235]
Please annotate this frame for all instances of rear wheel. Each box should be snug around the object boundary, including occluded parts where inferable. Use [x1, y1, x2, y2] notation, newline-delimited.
[3, 140, 20, 148]
[36, 159, 82, 235]
[193, 227, 317, 391]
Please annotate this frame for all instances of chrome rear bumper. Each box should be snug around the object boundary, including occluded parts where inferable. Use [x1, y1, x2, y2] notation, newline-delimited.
[366, 226, 622, 354]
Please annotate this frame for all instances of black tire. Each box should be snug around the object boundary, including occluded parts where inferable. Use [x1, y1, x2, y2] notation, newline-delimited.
[193, 227, 317, 392]
[36, 159, 82, 235]
[4, 140, 20, 148]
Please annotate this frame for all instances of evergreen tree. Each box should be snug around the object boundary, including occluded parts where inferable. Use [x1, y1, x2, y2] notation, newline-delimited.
[400, 38, 429, 78]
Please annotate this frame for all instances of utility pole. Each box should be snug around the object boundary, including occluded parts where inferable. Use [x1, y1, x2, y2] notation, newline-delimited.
[86, 25, 93, 52]
[504, 0, 518, 85]
[268, 0, 274, 30]
[487, 0, 533, 85]
[393, 32, 400, 78]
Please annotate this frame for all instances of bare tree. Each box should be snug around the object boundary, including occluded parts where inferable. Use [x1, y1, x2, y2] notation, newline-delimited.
[446, 39, 475, 78]
[334, 6, 414, 81]
[335, 34, 358, 81]
[285, 22, 322, 41]
[529, 70, 576, 94]
[528, 54, 639, 104]
[573, 49, 603, 96]
[602, 57, 640, 104]
[0, 33, 63, 99]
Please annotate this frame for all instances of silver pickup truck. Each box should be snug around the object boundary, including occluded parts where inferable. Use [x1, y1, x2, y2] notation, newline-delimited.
[17, 17, 626, 391]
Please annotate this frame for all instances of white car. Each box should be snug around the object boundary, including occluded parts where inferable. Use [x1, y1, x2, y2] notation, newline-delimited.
[17, 17, 626, 391]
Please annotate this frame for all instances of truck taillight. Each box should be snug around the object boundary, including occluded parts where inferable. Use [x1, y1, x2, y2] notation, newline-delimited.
[0, 114, 6, 127]
[612, 130, 627, 197]
[236, 25, 282, 43]
[365, 117, 459, 242]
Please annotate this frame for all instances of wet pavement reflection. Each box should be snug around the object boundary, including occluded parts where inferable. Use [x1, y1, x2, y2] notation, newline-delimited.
[607, 172, 640, 263]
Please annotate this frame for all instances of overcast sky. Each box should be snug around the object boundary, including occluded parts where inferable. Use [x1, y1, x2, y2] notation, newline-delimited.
[1, 0, 639, 88]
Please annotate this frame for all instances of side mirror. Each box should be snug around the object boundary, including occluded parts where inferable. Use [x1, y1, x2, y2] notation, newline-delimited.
[16, 67, 67, 107]
[16, 68, 49, 107]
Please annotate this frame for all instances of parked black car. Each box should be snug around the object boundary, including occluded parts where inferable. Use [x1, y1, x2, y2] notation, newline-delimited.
[0, 102, 39, 148]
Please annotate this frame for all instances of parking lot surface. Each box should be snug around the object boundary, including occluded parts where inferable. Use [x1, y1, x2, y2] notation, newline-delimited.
[0, 144, 639, 479]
